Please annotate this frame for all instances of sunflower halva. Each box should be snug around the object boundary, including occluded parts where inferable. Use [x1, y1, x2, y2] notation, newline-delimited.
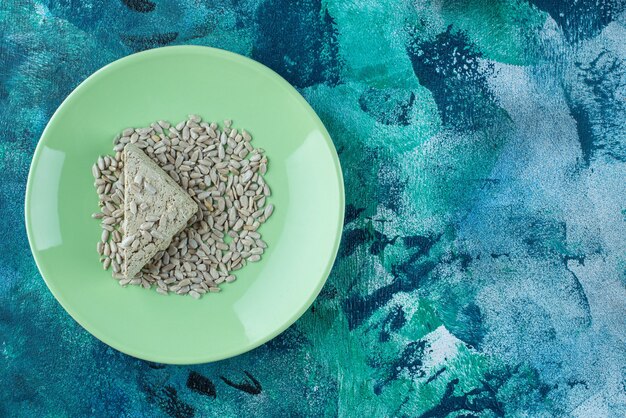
[121, 144, 198, 280]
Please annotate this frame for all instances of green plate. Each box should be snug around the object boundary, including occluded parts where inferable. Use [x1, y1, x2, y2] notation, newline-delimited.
[25, 46, 344, 364]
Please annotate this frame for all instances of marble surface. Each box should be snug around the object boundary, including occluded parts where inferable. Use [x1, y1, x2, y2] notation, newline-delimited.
[1, 0, 625, 416]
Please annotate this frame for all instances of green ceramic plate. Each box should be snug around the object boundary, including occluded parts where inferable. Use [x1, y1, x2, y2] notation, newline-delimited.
[25, 46, 344, 364]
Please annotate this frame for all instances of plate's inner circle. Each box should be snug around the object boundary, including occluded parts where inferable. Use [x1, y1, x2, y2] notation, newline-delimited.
[25, 46, 344, 364]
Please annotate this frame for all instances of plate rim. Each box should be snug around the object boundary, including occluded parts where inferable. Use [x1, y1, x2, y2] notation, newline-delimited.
[24, 45, 345, 364]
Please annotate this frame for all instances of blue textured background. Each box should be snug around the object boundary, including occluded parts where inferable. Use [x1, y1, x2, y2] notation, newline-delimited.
[1, 0, 625, 416]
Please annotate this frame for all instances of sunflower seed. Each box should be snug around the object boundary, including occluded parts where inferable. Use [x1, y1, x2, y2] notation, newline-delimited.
[176, 286, 190, 295]
[119, 234, 136, 248]
[140, 222, 154, 230]
[144, 182, 156, 194]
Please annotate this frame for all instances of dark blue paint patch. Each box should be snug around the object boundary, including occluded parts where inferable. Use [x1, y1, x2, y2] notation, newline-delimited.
[457, 252, 473, 271]
[394, 234, 441, 278]
[220, 371, 262, 395]
[425, 367, 447, 385]
[562, 254, 586, 267]
[252, 0, 342, 88]
[419, 377, 505, 418]
[374, 340, 427, 395]
[490, 252, 510, 259]
[147, 386, 195, 418]
[454, 302, 487, 348]
[146, 361, 167, 369]
[186, 371, 216, 399]
[528, 0, 624, 42]
[402, 235, 436, 254]
[369, 232, 398, 256]
[392, 340, 427, 380]
[344, 279, 405, 331]
[395, 259, 438, 289]
[317, 283, 338, 301]
[562, 262, 592, 327]
[342, 233, 439, 331]
[121, 0, 156, 13]
[566, 51, 626, 165]
[566, 379, 589, 389]
[378, 305, 406, 342]
[120, 32, 179, 51]
[567, 94, 597, 166]
[344, 204, 365, 224]
[345, 260, 437, 330]
[407, 25, 499, 131]
[339, 227, 372, 257]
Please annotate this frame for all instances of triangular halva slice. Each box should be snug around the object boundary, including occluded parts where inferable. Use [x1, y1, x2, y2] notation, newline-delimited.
[121, 144, 198, 279]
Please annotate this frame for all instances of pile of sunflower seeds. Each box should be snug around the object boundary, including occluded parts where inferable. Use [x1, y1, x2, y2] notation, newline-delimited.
[92, 115, 273, 298]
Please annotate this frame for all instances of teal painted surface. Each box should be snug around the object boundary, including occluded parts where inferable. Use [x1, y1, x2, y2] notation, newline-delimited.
[1, 0, 625, 416]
